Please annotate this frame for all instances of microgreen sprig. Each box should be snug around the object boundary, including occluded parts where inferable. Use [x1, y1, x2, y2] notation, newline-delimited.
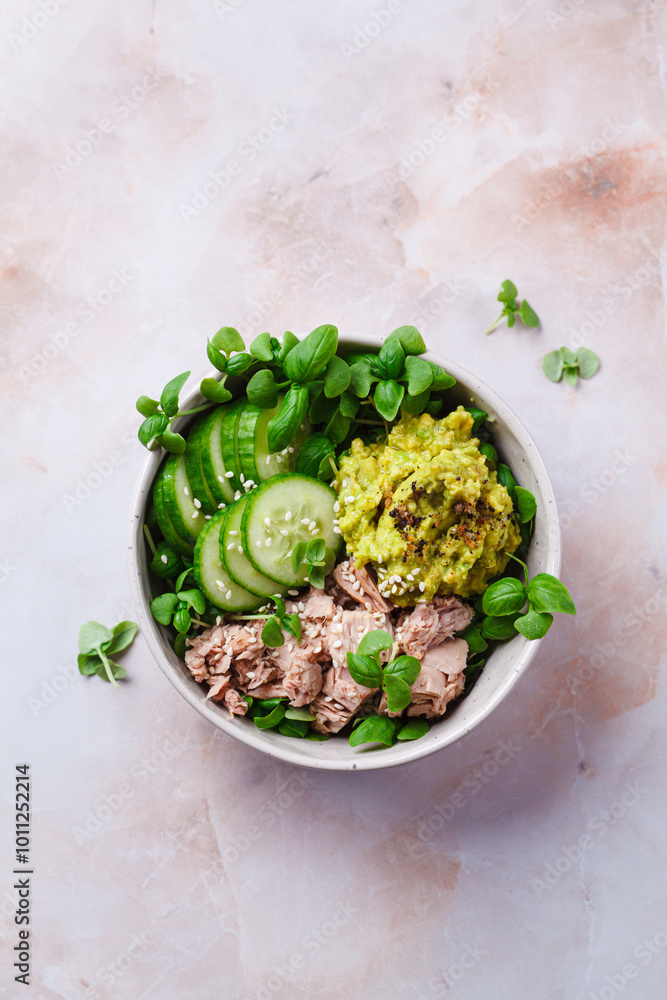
[291, 537, 329, 590]
[260, 596, 302, 648]
[542, 346, 600, 386]
[485, 280, 540, 335]
[78, 620, 138, 687]
[345, 629, 422, 715]
[480, 554, 576, 640]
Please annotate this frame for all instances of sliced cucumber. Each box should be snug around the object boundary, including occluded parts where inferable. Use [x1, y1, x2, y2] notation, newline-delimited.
[220, 399, 245, 493]
[184, 413, 218, 515]
[161, 453, 206, 543]
[193, 510, 264, 612]
[237, 398, 311, 485]
[152, 469, 193, 556]
[241, 473, 342, 586]
[199, 406, 236, 505]
[220, 495, 287, 598]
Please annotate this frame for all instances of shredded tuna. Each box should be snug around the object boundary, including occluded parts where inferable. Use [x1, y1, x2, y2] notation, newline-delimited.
[395, 597, 473, 659]
[406, 639, 467, 718]
[333, 559, 392, 613]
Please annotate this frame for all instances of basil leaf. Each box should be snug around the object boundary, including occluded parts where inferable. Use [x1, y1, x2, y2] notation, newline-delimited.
[211, 326, 244, 355]
[104, 621, 138, 655]
[283, 613, 302, 641]
[324, 355, 352, 398]
[283, 324, 338, 382]
[542, 350, 564, 382]
[138, 414, 168, 447]
[254, 702, 287, 729]
[383, 674, 413, 713]
[206, 340, 227, 372]
[295, 434, 334, 478]
[175, 567, 194, 592]
[267, 384, 309, 452]
[482, 578, 527, 616]
[249, 331, 274, 362]
[284, 706, 316, 722]
[357, 629, 393, 659]
[226, 352, 255, 376]
[246, 369, 278, 408]
[576, 347, 600, 379]
[349, 715, 398, 747]
[377, 339, 405, 380]
[291, 541, 307, 576]
[279, 330, 300, 362]
[497, 463, 517, 503]
[305, 537, 326, 564]
[460, 622, 488, 654]
[339, 390, 360, 419]
[514, 486, 537, 524]
[397, 718, 429, 741]
[346, 653, 383, 688]
[261, 616, 285, 647]
[481, 613, 521, 641]
[177, 588, 206, 615]
[520, 299, 540, 327]
[527, 573, 577, 615]
[136, 395, 160, 417]
[374, 380, 404, 421]
[497, 279, 518, 303]
[324, 410, 351, 446]
[479, 442, 497, 463]
[173, 608, 192, 634]
[278, 719, 309, 738]
[307, 564, 326, 589]
[400, 389, 431, 414]
[384, 655, 421, 686]
[199, 377, 233, 403]
[149, 543, 181, 579]
[514, 608, 553, 639]
[404, 355, 433, 395]
[465, 406, 487, 432]
[348, 361, 373, 399]
[155, 428, 187, 454]
[386, 325, 426, 356]
[160, 371, 190, 418]
[428, 363, 456, 390]
[309, 393, 338, 425]
[79, 621, 113, 653]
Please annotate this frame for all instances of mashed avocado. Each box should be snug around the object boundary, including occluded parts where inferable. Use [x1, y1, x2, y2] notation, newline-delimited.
[334, 406, 520, 606]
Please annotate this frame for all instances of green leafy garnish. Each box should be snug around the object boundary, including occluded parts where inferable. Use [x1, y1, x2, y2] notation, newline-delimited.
[291, 537, 330, 590]
[78, 620, 138, 687]
[542, 346, 600, 385]
[485, 280, 540, 335]
[260, 596, 302, 648]
[479, 553, 576, 642]
[346, 630, 422, 717]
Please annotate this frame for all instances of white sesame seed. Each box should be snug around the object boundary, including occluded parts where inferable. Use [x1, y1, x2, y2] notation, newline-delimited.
[217, 475, 224, 483]
[342, 479, 348, 487]
[225, 470, 234, 478]
[160, 554, 168, 564]
[264, 517, 271, 527]
[285, 511, 292, 521]
[226, 591, 232, 600]
[288, 446, 294, 454]
[314, 645, 322, 654]
[256, 540, 263, 548]
[298, 602, 305, 612]
[215, 616, 221, 625]
[333, 623, 343, 633]
[419, 581, 426, 592]
[216, 580, 225, 588]
[191, 511, 199, 519]
[247, 671, 255, 679]
[333, 501, 340, 513]
[227, 543, 235, 551]
[246, 480, 255, 487]
[412, 567, 421, 575]
[193, 497, 202, 509]
[240, 473, 245, 483]
[266, 455, 271, 465]
[377, 555, 383, 564]
[276, 455, 283, 463]
[228, 530, 238, 537]
[280, 529, 288, 536]
[237, 546, 243, 553]
[345, 495, 355, 503]
[324, 696, 333, 702]
[332, 640, 342, 648]
[265, 538, 272, 547]
[333, 527, 342, 534]
[184, 486, 189, 496]
[218, 502, 226, 509]
[288, 589, 299, 596]
[204, 514, 212, 520]
[391, 585, 397, 594]
[301, 518, 310, 525]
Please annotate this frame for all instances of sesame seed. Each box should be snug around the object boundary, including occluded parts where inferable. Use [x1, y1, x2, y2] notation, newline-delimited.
[333, 527, 342, 534]
[193, 498, 202, 509]
[298, 602, 305, 611]
[215, 616, 221, 625]
[377, 555, 383, 564]
[391, 585, 397, 594]
[266, 455, 271, 465]
[160, 554, 168, 564]
[308, 521, 317, 530]
[406, 574, 414, 581]
[288, 589, 299, 596]
[240, 474, 245, 483]
[218, 503, 226, 509]
[226, 590, 232, 600]
[225, 470, 234, 478]
[256, 540, 262, 548]
[265, 538, 272, 547]
[333, 623, 343, 633]
[288, 447, 294, 454]
[229, 530, 238, 537]
[247, 671, 255, 679]
[285, 511, 292, 521]
[204, 514, 212, 520]
[276, 455, 283, 463]
[333, 501, 340, 513]
[301, 518, 310, 525]
[191, 511, 199, 519]
[332, 640, 342, 648]
[184, 486, 189, 496]
[324, 696, 333, 703]
[264, 517, 271, 527]
[237, 546, 243, 554]
[419, 581, 426, 592]
[246, 480, 255, 487]
[280, 529, 288, 536]
[412, 567, 421, 575]
[216, 580, 225, 588]
[218, 476, 225, 483]
[234, 491, 241, 500]
[345, 495, 355, 503]
[342, 479, 348, 487]
[314, 645, 322, 654]
[227, 543, 235, 551]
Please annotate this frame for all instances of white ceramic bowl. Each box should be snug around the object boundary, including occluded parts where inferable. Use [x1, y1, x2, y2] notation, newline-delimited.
[128, 334, 560, 771]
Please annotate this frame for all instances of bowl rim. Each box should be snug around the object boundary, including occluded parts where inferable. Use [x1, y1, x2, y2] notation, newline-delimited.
[128, 333, 561, 771]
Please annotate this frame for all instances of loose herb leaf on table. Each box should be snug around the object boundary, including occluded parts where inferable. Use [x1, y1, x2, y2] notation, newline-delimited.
[78, 619, 138, 687]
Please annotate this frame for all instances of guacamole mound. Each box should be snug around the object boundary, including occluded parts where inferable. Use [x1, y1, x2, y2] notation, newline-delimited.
[334, 407, 520, 606]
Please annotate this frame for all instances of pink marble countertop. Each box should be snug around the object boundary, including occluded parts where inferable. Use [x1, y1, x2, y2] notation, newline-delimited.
[2, 1, 666, 997]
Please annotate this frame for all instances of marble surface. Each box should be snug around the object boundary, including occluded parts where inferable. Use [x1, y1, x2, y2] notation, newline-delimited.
[1, 1, 666, 997]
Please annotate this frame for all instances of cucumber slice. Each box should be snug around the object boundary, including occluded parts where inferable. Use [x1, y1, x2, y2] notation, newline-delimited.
[184, 413, 218, 515]
[199, 406, 235, 505]
[161, 453, 206, 542]
[241, 473, 342, 586]
[152, 469, 193, 556]
[193, 510, 264, 612]
[220, 399, 245, 493]
[220, 494, 287, 598]
[237, 397, 311, 484]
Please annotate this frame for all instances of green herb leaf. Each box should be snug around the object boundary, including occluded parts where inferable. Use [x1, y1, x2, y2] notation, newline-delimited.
[514, 608, 553, 639]
[160, 371, 190, 419]
[383, 673, 413, 712]
[175, 567, 194, 592]
[78, 652, 102, 676]
[267, 384, 309, 453]
[246, 369, 278, 408]
[173, 607, 192, 634]
[497, 463, 517, 503]
[357, 629, 394, 659]
[226, 352, 255, 377]
[278, 718, 309, 738]
[497, 279, 518, 303]
[138, 414, 169, 448]
[563, 367, 579, 386]
[520, 299, 540, 327]
[404, 355, 433, 396]
[465, 407, 487, 432]
[79, 621, 113, 653]
[384, 654, 421, 686]
[542, 350, 564, 382]
[211, 326, 244, 356]
[177, 588, 206, 615]
[348, 361, 373, 399]
[482, 578, 527, 616]
[199, 377, 233, 403]
[283, 324, 338, 382]
[307, 564, 326, 589]
[273, 596, 287, 618]
[174, 634, 187, 658]
[105, 621, 138, 655]
[279, 330, 300, 362]
[324, 410, 351, 446]
[460, 622, 488, 654]
[374, 380, 405, 421]
[136, 395, 160, 417]
[206, 340, 227, 372]
[481, 613, 521, 641]
[527, 573, 577, 615]
[150, 542, 181, 579]
[156, 428, 187, 454]
[305, 538, 326, 564]
[339, 390, 361, 419]
[249, 331, 274, 362]
[309, 393, 337, 425]
[295, 434, 335, 479]
[323, 355, 352, 398]
[283, 613, 302, 642]
[306, 731, 328, 741]
[377, 339, 405, 380]
[479, 442, 497, 463]
[386, 325, 426, 356]
[559, 346, 577, 366]
[254, 702, 287, 729]
[261, 616, 285, 647]
[514, 486, 537, 524]
[400, 389, 431, 414]
[397, 718, 429, 741]
[428, 363, 456, 390]
[291, 541, 307, 576]
[284, 706, 317, 722]
[150, 592, 179, 625]
[346, 652, 383, 688]
[349, 715, 398, 747]
[576, 347, 600, 379]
